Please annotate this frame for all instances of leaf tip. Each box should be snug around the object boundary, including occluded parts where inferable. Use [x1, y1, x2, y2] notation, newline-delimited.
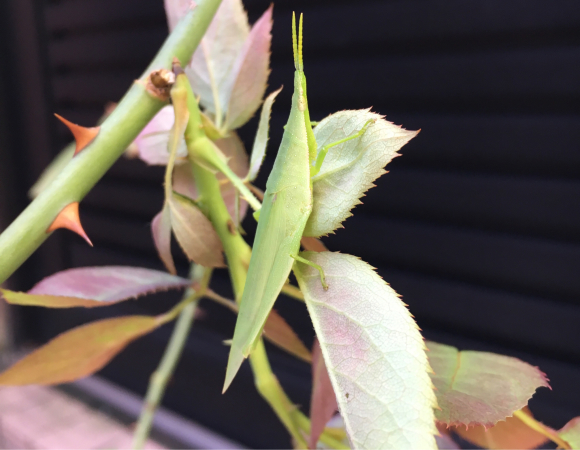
[54, 114, 99, 156]
[47, 202, 93, 246]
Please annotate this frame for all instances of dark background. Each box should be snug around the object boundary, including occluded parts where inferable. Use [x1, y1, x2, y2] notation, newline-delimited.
[1, 0, 580, 447]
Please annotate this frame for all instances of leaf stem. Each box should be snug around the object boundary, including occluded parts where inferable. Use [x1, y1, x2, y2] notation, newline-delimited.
[132, 265, 212, 449]
[513, 410, 571, 449]
[0, 0, 223, 284]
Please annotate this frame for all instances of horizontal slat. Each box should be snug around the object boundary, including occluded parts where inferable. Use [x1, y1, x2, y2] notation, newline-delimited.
[379, 266, 580, 361]
[52, 70, 138, 105]
[324, 215, 580, 302]
[269, 46, 580, 112]
[46, 0, 164, 33]
[49, 28, 165, 69]
[362, 168, 580, 241]
[266, 111, 580, 176]
[263, 0, 580, 57]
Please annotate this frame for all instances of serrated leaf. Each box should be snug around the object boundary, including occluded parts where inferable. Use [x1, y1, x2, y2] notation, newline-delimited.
[305, 110, 417, 237]
[134, 106, 188, 165]
[262, 309, 311, 363]
[294, 251, 437, 450]
[173, 132, 249, 221]
[164, 0, 195, 32]
[29, 143, 75, 199]
[427, 341, 550, 427]
[152, 205, 176, 274]
[168, 193, 225, 267]
[224, 6, 273, 130]
[310, 339, 338, 450]
[1, 267, 190, 308]
[0, 316, 162, 385]
[186, 0, 249, 120]
[247, 87, 282, 181]
[560, 417, 580, 449]
[452, 407, 548, 450]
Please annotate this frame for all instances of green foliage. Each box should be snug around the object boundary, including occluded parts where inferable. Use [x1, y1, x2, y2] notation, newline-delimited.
[0, 2, 575, 449]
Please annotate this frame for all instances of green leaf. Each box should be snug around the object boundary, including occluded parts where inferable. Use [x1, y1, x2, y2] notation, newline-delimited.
[427, 341, 550, 427]
[294, 251, 437, 449]
[305, 110, 417, 237]
[186, 0, 250, 121]
[168, 193, 225, 267]
[0, 266, 190, 308]
[559, 417, 580, 449]
[247, 87, 282, 182]
[224, 6, 273, 130]
[0, 316, 162, 385]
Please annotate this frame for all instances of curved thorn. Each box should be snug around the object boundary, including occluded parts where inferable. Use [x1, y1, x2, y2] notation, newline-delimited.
[54, 114, 100, 156]
[47, 202, 93, 246]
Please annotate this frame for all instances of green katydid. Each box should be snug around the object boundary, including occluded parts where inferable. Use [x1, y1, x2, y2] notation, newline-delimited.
[222, 13, 374, 392]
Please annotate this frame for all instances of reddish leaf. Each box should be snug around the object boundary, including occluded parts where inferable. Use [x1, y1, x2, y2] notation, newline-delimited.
[452, 407, 548, 449]
[134, 106, 188, 166]
[435, 424, 460, 450]
[559, 417, 580, 449]
[0, 316, 162, 385]
[309, 339, 338, 449]
[168, 193, 225, 267]
[225, 5, 273, 130]
[152, 205, 177, 274]
[164, 0, 195, 32]
[427, 341, 550, 427]
[262, 310, 311, 363]
[1, 267, 190, 308]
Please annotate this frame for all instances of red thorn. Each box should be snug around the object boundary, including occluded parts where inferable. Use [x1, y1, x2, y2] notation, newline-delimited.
[47, 202, 93, 246]
[54, 114, 100, 156]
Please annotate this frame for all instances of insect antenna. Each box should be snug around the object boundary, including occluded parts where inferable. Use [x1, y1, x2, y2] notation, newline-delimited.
[291, 12, 304, 71]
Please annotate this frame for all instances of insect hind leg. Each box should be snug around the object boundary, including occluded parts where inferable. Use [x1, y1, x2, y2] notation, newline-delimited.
[291, 253, 328, 290]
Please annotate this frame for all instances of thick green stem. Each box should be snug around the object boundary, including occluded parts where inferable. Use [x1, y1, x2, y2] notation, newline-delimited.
[0, 0, 223, 284]
[132, 265, 212, 449]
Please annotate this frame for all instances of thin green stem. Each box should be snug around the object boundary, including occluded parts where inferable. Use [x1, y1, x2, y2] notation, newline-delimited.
[180, 72, 342, 449]
[132, 265, 212, 449]
[513, 410, 570, 449]
[0, 0, 223, 284]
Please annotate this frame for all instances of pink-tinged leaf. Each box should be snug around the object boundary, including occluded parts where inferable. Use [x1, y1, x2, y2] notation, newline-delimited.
[559, 417, 580, 449]
[152, 205, 176, 275]
[452, 407, 548, 450]
[309, 339, 338, 449]
[306, 110, 416, 237]
[247, 87, 282, 182]
[168, 193, 225, 267]
[262, 310, 311, 363]
[225, 5, 273, 130]
[427, 341, 550, 427]
[0, 267, 190, 308]
[435, 424, 460, 450]
[173, 132, 249, 222]
[134, 106, 188, 166]
[164, 0, 196, 32]
[294, 251, 437, 449]
[0, 316, 161, 385]
[186, 0, 249, 120]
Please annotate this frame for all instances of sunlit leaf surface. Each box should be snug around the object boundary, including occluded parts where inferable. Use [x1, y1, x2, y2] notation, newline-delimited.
[295, 251, 437, 449]
[305, 110, 417, 237]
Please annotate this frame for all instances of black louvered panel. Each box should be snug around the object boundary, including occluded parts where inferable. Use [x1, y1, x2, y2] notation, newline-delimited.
[17, 0, 580, 444]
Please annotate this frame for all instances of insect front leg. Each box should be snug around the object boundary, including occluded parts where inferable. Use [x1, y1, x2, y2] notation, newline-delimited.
[310, 118, 375, 177]
[291, 253, 328, 290]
